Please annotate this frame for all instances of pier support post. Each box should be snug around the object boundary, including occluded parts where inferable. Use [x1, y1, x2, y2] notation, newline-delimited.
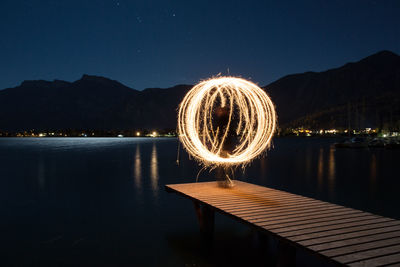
[276, 239, 296, 267]
[193, 201, 215, 242]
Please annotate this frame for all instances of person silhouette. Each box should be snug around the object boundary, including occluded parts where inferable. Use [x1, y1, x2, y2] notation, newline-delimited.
[214, 105, 237, 187]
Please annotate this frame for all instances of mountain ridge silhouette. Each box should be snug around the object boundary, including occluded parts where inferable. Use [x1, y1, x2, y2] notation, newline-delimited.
[0, 50, 399, 131]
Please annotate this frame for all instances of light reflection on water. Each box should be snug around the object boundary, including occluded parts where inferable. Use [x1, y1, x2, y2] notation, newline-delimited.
[328, 146, 336, 197]
[317, 147, 324, 191]
[134, 144, 142, 191]
[150, 142, 159, 198]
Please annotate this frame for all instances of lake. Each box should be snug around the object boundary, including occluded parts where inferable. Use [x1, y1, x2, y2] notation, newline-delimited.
[0, 137, 399, 266]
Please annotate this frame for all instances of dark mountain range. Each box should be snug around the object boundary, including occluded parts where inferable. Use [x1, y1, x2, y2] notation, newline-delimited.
[0, 74, 191, 131]
[0, 50, 399, 132]
[266, 50, 400, 129]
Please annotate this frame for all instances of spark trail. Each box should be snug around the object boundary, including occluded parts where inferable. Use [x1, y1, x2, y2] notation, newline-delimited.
[177, 77, 276, 167]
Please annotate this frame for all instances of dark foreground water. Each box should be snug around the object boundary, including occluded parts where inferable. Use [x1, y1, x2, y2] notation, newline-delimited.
[0, 137, 399, 266]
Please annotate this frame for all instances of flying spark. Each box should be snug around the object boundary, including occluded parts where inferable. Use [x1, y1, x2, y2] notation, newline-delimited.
[177, 77, 277, 167]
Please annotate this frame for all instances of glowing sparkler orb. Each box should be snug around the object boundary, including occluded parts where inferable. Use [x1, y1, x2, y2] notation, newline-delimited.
[177, 77, 277, 167]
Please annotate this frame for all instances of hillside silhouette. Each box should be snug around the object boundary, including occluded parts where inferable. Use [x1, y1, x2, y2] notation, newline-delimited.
[0, 51, 399, 131]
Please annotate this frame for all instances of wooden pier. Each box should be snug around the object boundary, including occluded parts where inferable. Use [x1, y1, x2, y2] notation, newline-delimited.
[165, 181, 400, 266]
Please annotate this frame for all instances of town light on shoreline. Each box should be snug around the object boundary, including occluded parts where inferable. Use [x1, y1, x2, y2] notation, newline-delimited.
[177, 76, 277, 167]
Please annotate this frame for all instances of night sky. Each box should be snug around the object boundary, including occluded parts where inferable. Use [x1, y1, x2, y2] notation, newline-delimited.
[0, 0, 399, 90]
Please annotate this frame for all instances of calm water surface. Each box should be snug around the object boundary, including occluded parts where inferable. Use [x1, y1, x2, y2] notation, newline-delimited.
[0, 137, 399, 266]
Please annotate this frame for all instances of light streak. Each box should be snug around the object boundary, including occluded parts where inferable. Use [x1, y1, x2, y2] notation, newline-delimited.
[177, 76, 277, 167]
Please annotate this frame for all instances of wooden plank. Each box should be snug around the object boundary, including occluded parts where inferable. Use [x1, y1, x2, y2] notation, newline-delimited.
[199, 194, 315, 205]
[192, 188, 302, 199]
[200, 196, 313, 209]
[222, 202, 344, 218]
[238, 205, 352, 221]
[256, 210, 366, 227]
[197, 191, 299, 201]
[230, 204, 342, 218]
[192, 190, 284, 200]
[194, 190, 311, 200]
[259, 214, 374, 234]
[285, 221, 400, 241]
[298, 225, 400, 246]
[254, 211, 362, 228]
[277, 218, 394, 237]
[172, 181, 301, 200]
[183, 185, 332, 212]
[321, 237, 400, 258]
[268, 213, 374, 231]
[310, 232, 400, 252]
[193, 189, 299, 197]
[349, 253, 400, 266]
[169, 181, 264, 194]
[208, 197, 315, 207]
[226, 201, 335, 215]
[194, 188, 314, 200]
[335, 244, 400, 264]
[214, 199, 335, 214]
[170, 183, 314, 208]
[247, 204, 353, 219]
